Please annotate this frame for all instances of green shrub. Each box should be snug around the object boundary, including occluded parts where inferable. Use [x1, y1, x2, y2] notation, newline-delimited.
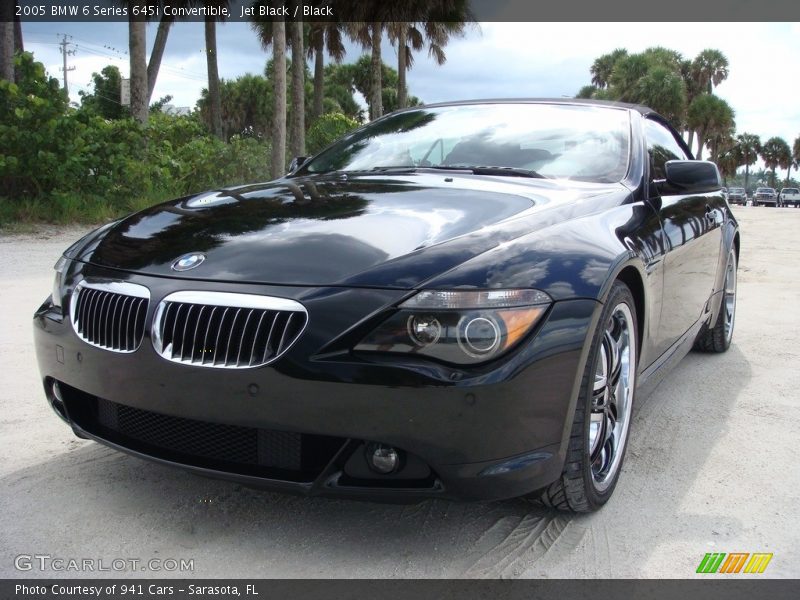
[307, 112, 360, 155]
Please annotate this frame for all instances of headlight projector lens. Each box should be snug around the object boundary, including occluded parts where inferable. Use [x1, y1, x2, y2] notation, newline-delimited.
[459, 315, 501, 357]
[407, 315, 442, 347]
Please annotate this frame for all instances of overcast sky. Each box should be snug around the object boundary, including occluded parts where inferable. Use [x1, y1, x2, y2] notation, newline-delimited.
[21, 21, 800, 160]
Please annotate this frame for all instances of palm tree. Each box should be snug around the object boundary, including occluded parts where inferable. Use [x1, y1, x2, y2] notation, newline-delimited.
[202, 2, 229, 139]
[348, 21, 386, 121]
[289, 16, 304, 157]
[608, 54, 651, 102]
[590, 48, 627, 89]
[388, 1, 472, 109]
[691, 49, 729, 95]
[0, 2, 14, 82]
[147, 14, 173, 103]
[789, 135, 800, 186]
[270, 21, 287, 178]
[347, 3, 409, 121]
[205, 17, 222, 138]
[736, 133, 761, 195]
[128, 3, 148, 124]
[716, 143, 742, 185]
[307, 23, 346, 120]
[686, 94, 734, 160]
[251, 14, 306, 159]
[632, 66, 686, 125]
[760, 137, 791, 189]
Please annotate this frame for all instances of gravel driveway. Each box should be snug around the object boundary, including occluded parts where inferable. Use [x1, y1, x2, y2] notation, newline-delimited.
[1, 207, 798, 578]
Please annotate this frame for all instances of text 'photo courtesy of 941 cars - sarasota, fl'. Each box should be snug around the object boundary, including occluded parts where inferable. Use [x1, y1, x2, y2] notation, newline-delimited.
[33, 99, 739, 512]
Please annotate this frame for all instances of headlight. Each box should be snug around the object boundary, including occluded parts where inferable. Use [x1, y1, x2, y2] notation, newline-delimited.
[354, 289, 552, 365]
[52, 256, 68, 310]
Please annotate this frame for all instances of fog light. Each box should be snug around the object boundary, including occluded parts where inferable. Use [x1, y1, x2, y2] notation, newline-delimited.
[49, 380, 68, 423]
[365, 442, 400, 474]
[51, 380, 64, 404]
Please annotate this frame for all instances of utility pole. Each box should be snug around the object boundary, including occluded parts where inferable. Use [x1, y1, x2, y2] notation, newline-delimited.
[58, 34, 76, 93]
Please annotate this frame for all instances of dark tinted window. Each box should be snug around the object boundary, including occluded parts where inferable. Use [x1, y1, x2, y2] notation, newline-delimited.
[644, 119, 689, 180]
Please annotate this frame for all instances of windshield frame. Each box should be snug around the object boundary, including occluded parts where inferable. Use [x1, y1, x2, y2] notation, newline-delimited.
[295, 101, 634, 185]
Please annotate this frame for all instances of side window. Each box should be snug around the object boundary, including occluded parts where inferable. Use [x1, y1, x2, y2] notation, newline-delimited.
[644, 119, 689, 180]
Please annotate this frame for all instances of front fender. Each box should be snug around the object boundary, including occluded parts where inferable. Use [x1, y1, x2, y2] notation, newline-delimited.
[421, 202, 662, 303]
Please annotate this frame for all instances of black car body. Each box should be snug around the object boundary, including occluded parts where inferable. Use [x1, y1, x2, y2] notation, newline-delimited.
[34, 100, 740, 510]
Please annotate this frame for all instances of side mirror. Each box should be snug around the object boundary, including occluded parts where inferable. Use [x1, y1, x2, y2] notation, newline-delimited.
[657, 160, 723, 195]
[288, 156, 309, 173]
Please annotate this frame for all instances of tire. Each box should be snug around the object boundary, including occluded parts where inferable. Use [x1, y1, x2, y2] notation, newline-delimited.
[693, 248, 737, 353]
[535, 281, 638, 512]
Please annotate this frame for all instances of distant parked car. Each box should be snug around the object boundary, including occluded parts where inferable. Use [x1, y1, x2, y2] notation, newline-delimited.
[753, 187, 777, 207]
[727, 187, 746, 205]
[778, 188, 800, 207]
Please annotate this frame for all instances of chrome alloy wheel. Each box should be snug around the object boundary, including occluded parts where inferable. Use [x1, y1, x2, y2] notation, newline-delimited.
[589, 302, 636, 492]
[723, 250, 737, 345]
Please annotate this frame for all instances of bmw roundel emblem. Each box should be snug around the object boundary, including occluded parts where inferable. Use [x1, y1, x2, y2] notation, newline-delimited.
[171, 253, 206, 272]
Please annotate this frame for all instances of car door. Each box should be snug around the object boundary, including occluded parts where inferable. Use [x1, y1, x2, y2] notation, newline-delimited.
[644, 118, 725, 357]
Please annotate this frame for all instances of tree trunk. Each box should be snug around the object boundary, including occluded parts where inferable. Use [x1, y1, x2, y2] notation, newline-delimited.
[370, 22, 383, 121]
[312, 37, 324, 120]
[695, 128, 706, 160]
[0, 0, 14, 82]
[397, 24, 407, 109]
[744, 161, 750, 196]
[687, 129, 695, 155]
[146, 16, 173, 103]
[271, 21, 287, 178]
[128, 13, 148, 125]
[205, 17, 223, 139]
[289, 18, 305, 157]
[786, 163, 792, 187]
[14, 3, 23, 52]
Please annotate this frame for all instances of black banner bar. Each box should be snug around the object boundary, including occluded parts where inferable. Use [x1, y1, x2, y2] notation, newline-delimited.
[10, 0, 800, 23]
[2, 580, 800, 600]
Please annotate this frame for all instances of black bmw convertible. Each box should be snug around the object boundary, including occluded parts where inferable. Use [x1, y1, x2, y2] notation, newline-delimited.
[34, 99, 739, 511]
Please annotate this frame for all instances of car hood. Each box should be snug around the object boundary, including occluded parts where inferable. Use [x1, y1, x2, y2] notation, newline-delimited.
[78, 173, 628, 288]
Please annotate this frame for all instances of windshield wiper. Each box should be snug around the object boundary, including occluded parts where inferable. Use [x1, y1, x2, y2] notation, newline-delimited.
[336, 165, 546, 179]
[425, 165, 546, 179]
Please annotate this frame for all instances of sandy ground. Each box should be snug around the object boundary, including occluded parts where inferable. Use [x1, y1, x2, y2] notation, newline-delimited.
[0, 207, 798, 579]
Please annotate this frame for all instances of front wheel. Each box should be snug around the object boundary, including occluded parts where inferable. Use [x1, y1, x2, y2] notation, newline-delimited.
[536, 281, 638, 512]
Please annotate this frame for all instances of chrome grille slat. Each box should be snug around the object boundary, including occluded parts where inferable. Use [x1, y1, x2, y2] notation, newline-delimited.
[263, 313, 279, 364]
[152, 292, 307, 369]
[249, 311, 268, 367]
[190, 306, 206, 363]
[70, 281, 150, 353]
[236, 309, 255, 366]
[212, 307, 229, 365]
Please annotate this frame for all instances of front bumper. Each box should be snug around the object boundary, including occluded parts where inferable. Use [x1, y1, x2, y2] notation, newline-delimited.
[34, 265, 600, 501]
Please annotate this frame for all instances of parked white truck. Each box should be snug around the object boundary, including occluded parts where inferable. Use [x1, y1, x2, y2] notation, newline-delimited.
[779, 188, 800, 207]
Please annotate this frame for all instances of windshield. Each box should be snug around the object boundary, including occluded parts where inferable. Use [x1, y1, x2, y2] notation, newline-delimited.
[730, 188, 744, 193]
[302, 103, 631, 183]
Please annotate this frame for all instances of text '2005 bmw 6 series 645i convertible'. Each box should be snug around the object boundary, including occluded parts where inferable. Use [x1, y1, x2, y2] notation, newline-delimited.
[34, 99, 739, 511]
